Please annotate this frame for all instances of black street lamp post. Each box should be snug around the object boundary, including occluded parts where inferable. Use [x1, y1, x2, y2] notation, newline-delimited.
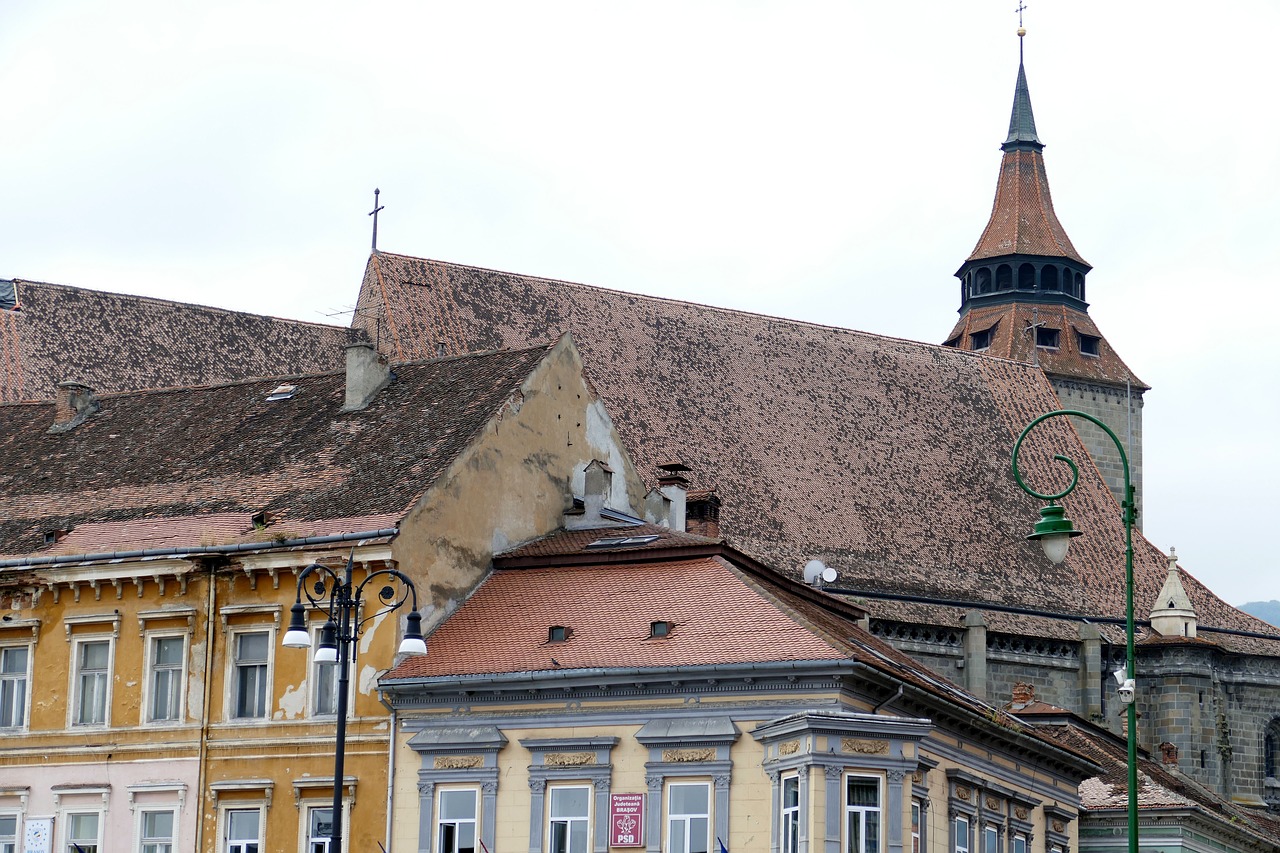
[282, 555, 427, 853]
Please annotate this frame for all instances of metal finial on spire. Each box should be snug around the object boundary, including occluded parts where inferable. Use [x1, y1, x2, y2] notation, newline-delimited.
[1016, 1, 1028, 30]
[368, 188, 385, 251]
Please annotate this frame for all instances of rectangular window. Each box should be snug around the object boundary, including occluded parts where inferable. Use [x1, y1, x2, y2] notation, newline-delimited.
[1011, 835, 1027, 853]
[140, 810, 175, 853]
[437, 788, 478, 853]
[781, 776, 800, 853]
[668, 783, 710, 853]
[66, 812, 101, 853]
[1077, 333, 1101, 357]
[548, 786, 590, 853]
[0, 814, 16, 853]
[0, 647, 28, 728]
[983, 824, 999, 853]
[149, 636, 184, 722]
[910, 802, 921, 853]
[970, 330, 992, 351]
[307, 807, 333, 853]
[1035, 327, 1060, 349]
[226, 808, 260, 853]
[233, 632, 269, 719]
[845, 776, 880, 853]
[74, 640, 110, 726]
[954, 816, 970, 853]
[312, 632, 338, 717]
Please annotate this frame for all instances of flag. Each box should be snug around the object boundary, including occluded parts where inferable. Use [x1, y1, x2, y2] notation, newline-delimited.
[718, 837, 729, 853]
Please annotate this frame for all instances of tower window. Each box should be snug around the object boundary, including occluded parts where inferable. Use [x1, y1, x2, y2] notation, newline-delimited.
[996, 265, 1012, 290]
[1042, 265, 1059, 292]
[1077, 333, 1101, 357]
[1018, 263, 1036, 290]
[976, 268, 992, 294]
[1035, 328, 1059, 349]
[970, 329, 992, 351]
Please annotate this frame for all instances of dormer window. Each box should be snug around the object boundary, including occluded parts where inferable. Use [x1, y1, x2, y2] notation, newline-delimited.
[970, 329, 992, 352]
[1077, 333, 1101, 357]
[650, 621, 672, 639]
[547, 626, 570, 643]
[1035, 327, 1060, 349]
[265, 384, 297, 401]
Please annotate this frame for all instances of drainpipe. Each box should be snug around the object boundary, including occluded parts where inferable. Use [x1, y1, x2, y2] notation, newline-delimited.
[194, 562, 217, 852]
[385, 705, 398, 852]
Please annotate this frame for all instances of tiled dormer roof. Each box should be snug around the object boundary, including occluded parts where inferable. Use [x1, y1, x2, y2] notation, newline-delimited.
[0, 279, 358, 403]
[352, 251, 1280, 654]
[0, 343, 553, 560]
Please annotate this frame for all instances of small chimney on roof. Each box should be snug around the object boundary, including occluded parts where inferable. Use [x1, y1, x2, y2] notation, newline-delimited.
[49, 382, 100, 433]
[655, 462, 689, 532]
[567, 460, 614, 530]
[342, 342, 392, 412]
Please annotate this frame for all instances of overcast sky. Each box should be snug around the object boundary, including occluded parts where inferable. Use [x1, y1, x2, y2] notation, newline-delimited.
[2, 2, 1276, 607]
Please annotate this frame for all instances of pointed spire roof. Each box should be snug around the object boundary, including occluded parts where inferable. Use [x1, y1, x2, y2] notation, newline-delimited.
[1004, 59, 1043, 150]
[962, 48, 1087, 266]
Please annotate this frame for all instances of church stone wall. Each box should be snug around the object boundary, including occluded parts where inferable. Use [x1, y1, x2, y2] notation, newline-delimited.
[1049, 379, 1144, 528]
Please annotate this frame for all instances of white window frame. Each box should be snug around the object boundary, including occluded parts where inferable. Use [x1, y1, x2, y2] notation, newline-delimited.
[60, 809, 103, 853]
[227, 628, 273, 721]
[666, 781, 711, 853]
[144, 632, 187, 724]
[435, 786, 479, 853]
[844, 774, 881, 853]
[69, 636, 113, 728]
[303, 804, 333, 853]
[0, 811, 19, 853]
[1011, 834, 1027, 853]
[954, 816, 971, 853]
[546, 784, 591, 853]
[0, 644, 31, 731]
[910, 801, 921, 853]
[781, 774, 800, 853]
[982, 824, 999, 853]
[220, 806, 263, 853]
[137, 808, 176, 853]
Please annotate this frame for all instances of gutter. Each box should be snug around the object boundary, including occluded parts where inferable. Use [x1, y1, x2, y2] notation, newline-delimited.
[0, 528, 400, 570]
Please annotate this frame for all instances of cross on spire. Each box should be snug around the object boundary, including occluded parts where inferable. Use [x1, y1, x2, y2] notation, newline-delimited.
[1016, 1, 1028, 28]
[368, 188, 385, 251]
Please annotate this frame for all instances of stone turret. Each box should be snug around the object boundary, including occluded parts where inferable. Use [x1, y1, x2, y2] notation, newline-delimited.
[1149, 548, 1197, 638]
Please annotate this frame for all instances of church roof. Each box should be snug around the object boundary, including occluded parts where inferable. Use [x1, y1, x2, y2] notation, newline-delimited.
[945, 303, 1148, 390]
[353, 251, 1280, 654]
[0, 278, 356, 403]
[0, 343, 554, 561]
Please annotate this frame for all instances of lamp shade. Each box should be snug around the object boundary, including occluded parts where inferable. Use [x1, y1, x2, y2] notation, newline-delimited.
[315, 620, 338, 662]
[398, 610, 428, 656]
[1025, 503, 1082, 565]
[282, 602, 311, 648]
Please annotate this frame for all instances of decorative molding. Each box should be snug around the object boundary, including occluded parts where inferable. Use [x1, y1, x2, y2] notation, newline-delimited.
[209, 779, 273, 808]
[956, 786, 972, 802]
[434, 755, 483, 770]
[545, 752, 594, 766]
[779, 740, 800, 755]
[888, 770, 906, 783]
[529, 779, 547, 794]
[646, 776, 663, 792]
[841, 738, 888, 755]
[62, 613, 120, 643]
[825, 766, 843, 781]
[218, 604, 281, 635]
[0, 618, 40, 646]
[662, 748, 715, 763]
[126, 782, 187, 813]
[137, 607, 197, 638]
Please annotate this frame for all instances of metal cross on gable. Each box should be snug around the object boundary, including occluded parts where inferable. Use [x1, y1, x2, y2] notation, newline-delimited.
[368, 188, 385, 251]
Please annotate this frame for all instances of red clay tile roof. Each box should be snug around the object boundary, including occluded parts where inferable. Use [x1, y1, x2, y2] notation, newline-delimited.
[497, 523, 721, 561]
[964, 148, 1087, 265]
[0, 279, 358, 403]
[387, 555, 849, 678]
[1036, 721, 1280, 845]
[353, 251, 1280, 655]
[0, 344, 553, 560]
[945, 303, 1147, 390]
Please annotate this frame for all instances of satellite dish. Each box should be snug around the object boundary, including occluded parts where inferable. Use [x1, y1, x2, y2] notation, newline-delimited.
[804, 560, 835, 586]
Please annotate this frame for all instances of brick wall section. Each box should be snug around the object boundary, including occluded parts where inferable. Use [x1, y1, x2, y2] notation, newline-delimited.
[1049, 378, 1144, 528]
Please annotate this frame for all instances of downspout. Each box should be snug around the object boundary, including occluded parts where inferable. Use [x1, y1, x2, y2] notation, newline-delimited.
[873, 684, 904, 714]
[385, 704, 398, 852]
[194, 561, 218, 853]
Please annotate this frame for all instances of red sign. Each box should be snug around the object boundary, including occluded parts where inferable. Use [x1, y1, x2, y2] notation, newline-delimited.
[609, 793, 646, 847]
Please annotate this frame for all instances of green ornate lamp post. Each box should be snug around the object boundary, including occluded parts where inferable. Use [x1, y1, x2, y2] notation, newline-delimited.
[281, 556, 428, 853]
[1012, 410, 1138, 853]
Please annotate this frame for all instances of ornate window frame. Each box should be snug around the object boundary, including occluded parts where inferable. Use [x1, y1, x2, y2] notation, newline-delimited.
[408, 726, 507, 853]
[637, 717, 739, 853]
[520, 736, 617, 853]
[751, 711, 931, 853]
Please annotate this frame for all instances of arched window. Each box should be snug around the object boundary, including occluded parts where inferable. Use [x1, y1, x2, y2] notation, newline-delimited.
[1018, 263, 1036, 290]
[976, 268, 992, 294]
[1042, 265, 1059, 293]
[1076, 273, 1085, 300]
[1266, 719, 1280, 779]
[996, 265, 1012, 290]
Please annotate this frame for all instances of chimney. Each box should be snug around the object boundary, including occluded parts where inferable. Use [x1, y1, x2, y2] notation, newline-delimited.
[656, 463, 689, 532]
[685, 490, 721, 538]
[643, 488, 672, 527]
[49, 382, 100, 433]
[342, 342, 391, 412]
[1159, 742, 1178, 766]
[1010, 682, 1035, 709]
[566, 460, 614, 530]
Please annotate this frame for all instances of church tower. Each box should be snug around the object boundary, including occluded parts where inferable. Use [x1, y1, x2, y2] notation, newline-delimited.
[945, 30, 1148, 523]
